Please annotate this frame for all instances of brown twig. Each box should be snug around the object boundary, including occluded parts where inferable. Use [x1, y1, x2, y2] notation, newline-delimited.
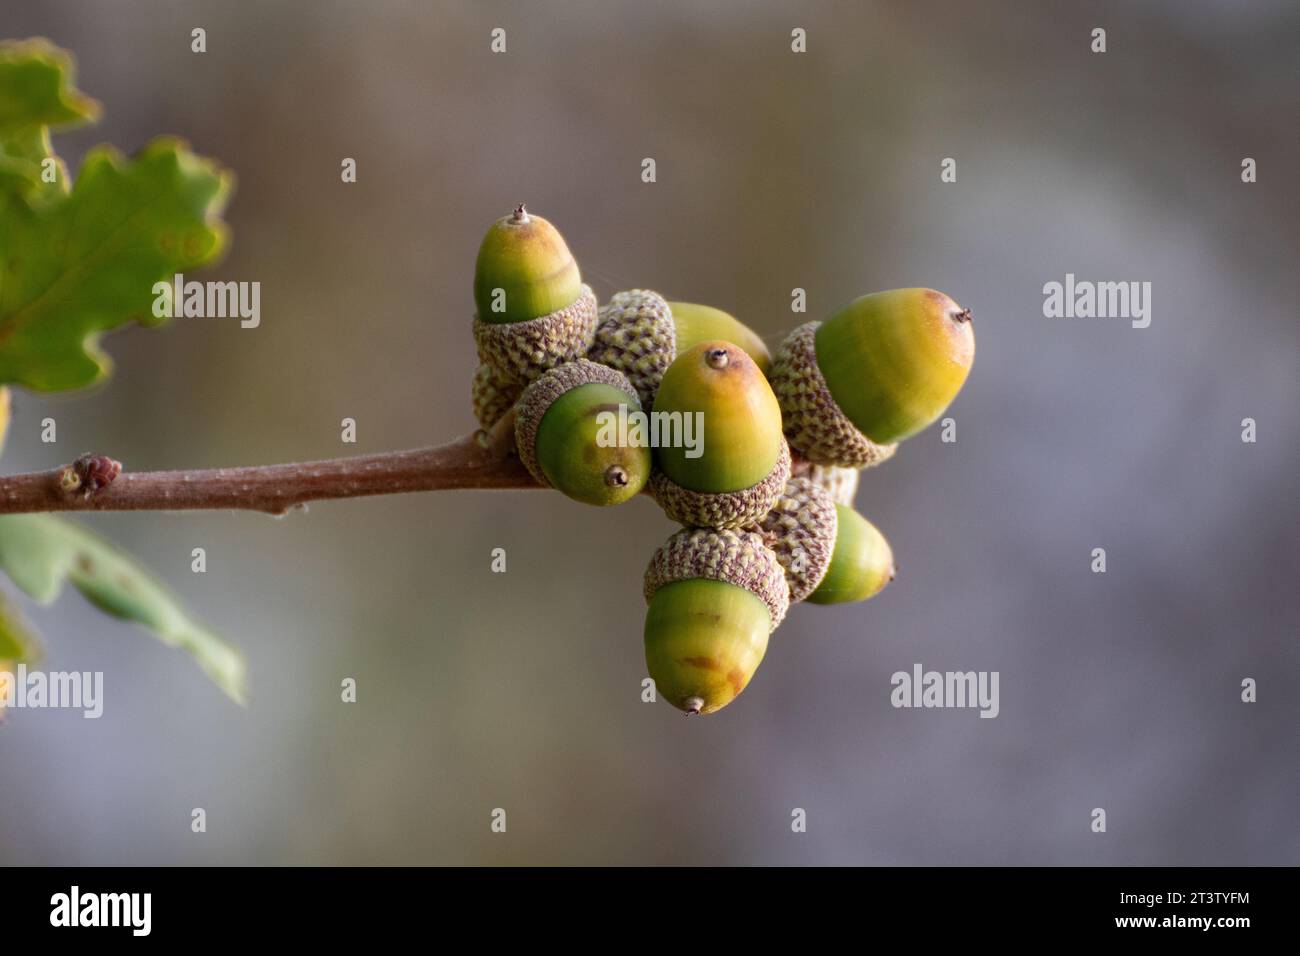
[0, 432, 540, 516]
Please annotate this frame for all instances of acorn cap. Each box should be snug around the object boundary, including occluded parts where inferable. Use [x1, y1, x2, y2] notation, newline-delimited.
[769, 321, 898, 468]
[473, 284, 599, 385]
[470, 363, 522, 432]
[814, 288, 974, 444]
[514, 359, 649, 505]
[806, 504, 896, 605]
[666, 301, 772, 376]
[650, 437, 791, 530]
[755, 477, 838, 603]
[588, 289, 677, 409]
[802, 462, 860, 507]
[644, 527, 789, 631]
[473, 205, 583, 325]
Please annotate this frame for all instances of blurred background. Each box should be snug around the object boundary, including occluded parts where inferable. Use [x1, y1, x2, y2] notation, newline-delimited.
[1, 0, 1297, 865]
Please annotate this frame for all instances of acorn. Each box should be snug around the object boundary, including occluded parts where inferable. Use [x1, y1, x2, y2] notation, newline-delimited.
[644, 528, 789, 715]
[649, 341, 790, 529]
[770, 288, 974, 465]
[472, 205, 599, 384]
[666, 301, 771, 375]
[470, 362, 522, 432]
[514, 359, 650, 506]
[589, 292, 771, 409]
[757, 477, 895, 604]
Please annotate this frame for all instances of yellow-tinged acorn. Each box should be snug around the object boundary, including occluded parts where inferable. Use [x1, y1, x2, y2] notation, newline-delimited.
[472, 205, 598, 384]
[589, 292, 771, 410]
[649, 341, 790, 529]
[666, 301, 771, 375]
[757, 477, 895, 604]
[805, 504, 895, 605]
[514, 359, 650, 506]
[644, 528, 789, 715]
[770, 288, 974, 465]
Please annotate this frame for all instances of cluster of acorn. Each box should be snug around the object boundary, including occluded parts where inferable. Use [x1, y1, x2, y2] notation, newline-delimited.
[469, 205, 974, 716]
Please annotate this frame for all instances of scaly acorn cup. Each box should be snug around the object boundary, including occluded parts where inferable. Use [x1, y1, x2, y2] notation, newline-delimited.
[770, 321, 899, 468]
[470, 362, 522, 432]
[649, 341, 790, 529]
[802, 462, 860, 507]
[588, 289, 677, 409]
[772, 288, 974, 463]
[755, 476, 838, 603]
[472, 205, 599, 385]
[643, 528, 789, 715]
[804, 503, 895, 605]
[514, 359, 650, 506]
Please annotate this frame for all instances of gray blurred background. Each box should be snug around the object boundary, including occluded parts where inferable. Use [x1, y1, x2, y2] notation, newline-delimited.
[1, 0, 1296, 865]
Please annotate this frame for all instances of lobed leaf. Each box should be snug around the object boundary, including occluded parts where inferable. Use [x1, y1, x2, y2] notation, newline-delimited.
[0, 39, 98, 202]
[0, 39, 232, 392]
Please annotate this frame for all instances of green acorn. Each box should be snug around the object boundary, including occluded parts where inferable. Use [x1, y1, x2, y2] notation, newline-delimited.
[666, 301, 771, 376]
[757, 477, 895, 604]
[770, 288, 974, 465]
[806, 504, 895, 604]
[472, 205, 598, 384]
[514, 359, 650, 506]
[589, 292, 772, 409]
[649, 341, 790, 529]
[644, 528, 789, 715]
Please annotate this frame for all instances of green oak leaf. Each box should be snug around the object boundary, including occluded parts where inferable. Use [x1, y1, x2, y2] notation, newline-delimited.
[0, 39, 232, 392]
[0, 38, 99, 197]
[0, 38, 99, 132]
[0, 139, 233, 391]
[0, 515, 247, 703]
